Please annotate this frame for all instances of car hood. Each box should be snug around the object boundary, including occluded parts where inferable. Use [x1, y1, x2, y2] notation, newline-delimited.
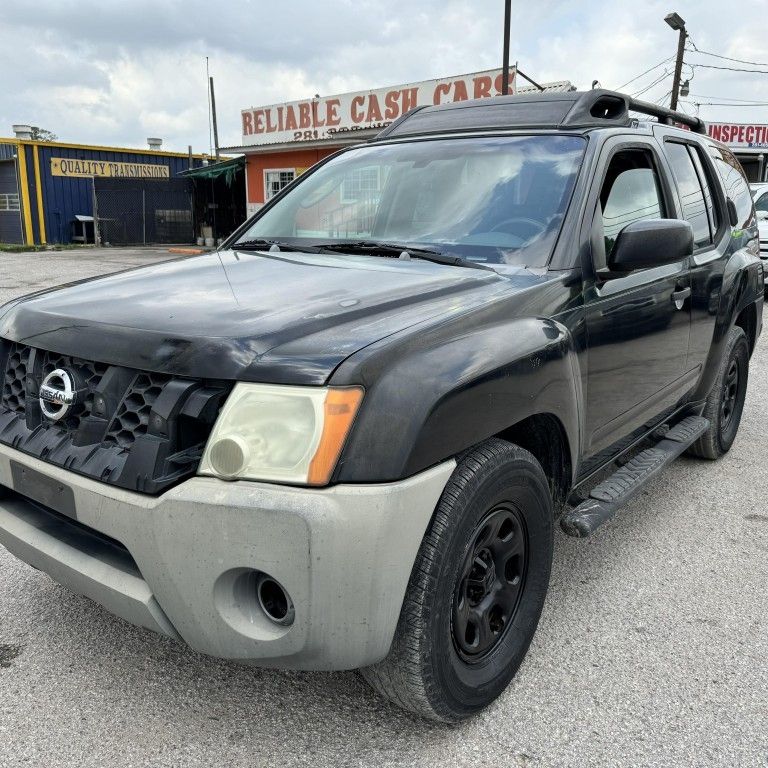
[0, 249, 541, 385]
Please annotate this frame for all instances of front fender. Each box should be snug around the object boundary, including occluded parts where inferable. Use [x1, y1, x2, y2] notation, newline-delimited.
[331, 315, 581, 484]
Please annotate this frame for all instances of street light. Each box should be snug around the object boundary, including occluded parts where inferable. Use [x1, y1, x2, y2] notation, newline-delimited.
[664, 11, 685, 31]
[664, 11, 687, 111]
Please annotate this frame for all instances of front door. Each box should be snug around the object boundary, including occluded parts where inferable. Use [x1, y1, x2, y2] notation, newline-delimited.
[583, 141, 692, 458]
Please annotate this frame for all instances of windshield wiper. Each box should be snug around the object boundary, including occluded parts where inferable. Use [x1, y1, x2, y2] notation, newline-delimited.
[232, 238, 321, 253]
[315, 241, 493, 271]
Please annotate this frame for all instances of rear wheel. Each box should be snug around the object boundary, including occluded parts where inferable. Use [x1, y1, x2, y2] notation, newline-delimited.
[361, 439, 553, 722]
[688, 325, 749, 460]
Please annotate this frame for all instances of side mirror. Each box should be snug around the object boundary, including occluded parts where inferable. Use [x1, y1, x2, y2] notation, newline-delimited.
[608, 219, 694, 273]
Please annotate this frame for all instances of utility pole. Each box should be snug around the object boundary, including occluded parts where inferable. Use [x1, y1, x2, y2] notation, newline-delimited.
[665, 12, 687, 111]
[501, 0, 512, 95]
[209, 76, 220, 161]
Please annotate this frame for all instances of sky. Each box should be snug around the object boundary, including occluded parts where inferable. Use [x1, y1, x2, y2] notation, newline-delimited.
[1, 0, 767, 153]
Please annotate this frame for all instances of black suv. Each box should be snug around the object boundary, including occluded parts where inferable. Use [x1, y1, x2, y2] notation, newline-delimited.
[0, 90, 762, 722]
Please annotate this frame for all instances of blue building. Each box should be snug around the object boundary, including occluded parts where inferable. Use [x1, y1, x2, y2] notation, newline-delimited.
[0, 131, 205, 245]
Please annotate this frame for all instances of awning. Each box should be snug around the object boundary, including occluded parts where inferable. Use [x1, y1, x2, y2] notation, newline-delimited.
[181, 155, 244, 185]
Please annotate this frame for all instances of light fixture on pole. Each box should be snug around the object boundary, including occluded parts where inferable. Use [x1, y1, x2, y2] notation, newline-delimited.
[664, 11, 687, 111]
[680, 79, 690, 97]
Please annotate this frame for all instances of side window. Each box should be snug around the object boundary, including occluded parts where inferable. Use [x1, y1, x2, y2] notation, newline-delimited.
[709, 145, 754, 228]
[755, 191, 768, 214]
[664, 142, 712, 247]
[597, 149, 665, 268]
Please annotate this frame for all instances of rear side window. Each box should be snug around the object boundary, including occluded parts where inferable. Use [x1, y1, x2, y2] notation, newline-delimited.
[709, 144, 754, 228]
[664, 142, 715, 247]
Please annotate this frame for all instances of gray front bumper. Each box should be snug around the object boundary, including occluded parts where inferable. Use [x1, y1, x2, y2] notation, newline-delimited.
[0, 444, 454, 670]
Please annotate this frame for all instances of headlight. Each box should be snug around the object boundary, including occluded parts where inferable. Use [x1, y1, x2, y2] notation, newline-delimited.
[199, 383, 364, 486]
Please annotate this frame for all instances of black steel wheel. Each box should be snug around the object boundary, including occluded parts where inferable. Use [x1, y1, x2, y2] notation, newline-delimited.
[452, 505, 528, 662]
[361, 439, 553, 723]
[688, 325, 749, 460]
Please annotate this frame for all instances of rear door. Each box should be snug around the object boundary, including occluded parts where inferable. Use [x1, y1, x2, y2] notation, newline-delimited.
[654, 129, 732, 374]
[582, 137, 692, 458]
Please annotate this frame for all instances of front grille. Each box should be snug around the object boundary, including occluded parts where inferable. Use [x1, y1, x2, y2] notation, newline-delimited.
[104, 372, 170, 448]
[0, 340, 231, 495]
[2, 343, 30, 417]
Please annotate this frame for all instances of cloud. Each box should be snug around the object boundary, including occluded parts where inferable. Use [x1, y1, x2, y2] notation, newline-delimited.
[1, 0, 766, 152]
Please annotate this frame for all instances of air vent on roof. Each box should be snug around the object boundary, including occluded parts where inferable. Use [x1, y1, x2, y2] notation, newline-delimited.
[590, 96, 626, 121]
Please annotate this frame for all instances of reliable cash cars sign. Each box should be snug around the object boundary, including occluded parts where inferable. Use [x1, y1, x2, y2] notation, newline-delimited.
[707, 123, 768, 150]
[50, 158, 171, 178]
[241, 68, 517, 146]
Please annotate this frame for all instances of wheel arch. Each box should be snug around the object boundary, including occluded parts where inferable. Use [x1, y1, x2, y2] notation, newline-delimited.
[495, 413, 572, 514]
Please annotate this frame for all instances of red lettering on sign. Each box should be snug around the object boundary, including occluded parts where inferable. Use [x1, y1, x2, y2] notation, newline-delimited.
[365, 94, 383, 122]
[402, 87, 418, 112]
[326, 98, 341, 126]
[453, 80, 469, 102]
[351, 95, 366, 123]
[242, 111, 253, 135]
[384, 90, 400, 119]
[299, 102, 311, 129]
[253, 110, 265, 133]
[433, 83, 451, 104]
[265, 109, 277, 132]
[284, 105, 298, 131]
[473, 76, 492, 99]
[276, 106, 284, 132]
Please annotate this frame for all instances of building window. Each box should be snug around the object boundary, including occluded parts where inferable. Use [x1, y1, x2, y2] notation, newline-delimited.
[0, 193, 20, 212]
[341, 166, 381, 204]
[264, 170, 295, 200]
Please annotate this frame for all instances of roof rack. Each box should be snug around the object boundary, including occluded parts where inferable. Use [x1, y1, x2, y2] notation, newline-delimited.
[583, 91, 706, 134]
[374, 89, 706, 141]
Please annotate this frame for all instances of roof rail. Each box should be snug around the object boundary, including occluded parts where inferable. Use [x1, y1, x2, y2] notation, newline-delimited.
[560, 90, 707, 134]
[373, 89, 707, 141]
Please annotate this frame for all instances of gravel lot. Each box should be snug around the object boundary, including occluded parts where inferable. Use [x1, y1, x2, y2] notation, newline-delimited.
[0, 248, 766, 767]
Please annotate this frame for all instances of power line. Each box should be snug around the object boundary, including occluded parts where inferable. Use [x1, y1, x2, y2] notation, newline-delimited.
[690, 63, 768, 74]
[686, 40, 768, 68]
[690, 101, 768, 107]
[632, 70, 671, 98]
[686, 93, 768, 102]
[616, 55, 675, 91]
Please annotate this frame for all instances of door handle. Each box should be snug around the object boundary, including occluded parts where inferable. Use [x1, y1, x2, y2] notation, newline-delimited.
[671, 286, 691, 309]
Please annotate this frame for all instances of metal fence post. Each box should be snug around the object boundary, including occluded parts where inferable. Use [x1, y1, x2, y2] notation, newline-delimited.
[142, 189, 146, 244]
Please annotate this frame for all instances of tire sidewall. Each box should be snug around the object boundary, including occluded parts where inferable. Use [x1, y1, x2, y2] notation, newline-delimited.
[425, 451, 553, 717]
[715, 329, 749, 454]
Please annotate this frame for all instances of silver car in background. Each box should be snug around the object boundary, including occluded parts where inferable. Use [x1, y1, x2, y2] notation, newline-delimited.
[751, 183, 768, 293]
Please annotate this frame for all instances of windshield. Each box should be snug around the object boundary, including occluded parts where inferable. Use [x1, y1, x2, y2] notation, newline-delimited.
[236, 135, 586, 266]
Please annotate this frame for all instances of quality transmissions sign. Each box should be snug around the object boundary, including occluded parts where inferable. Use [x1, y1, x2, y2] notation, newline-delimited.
[241, 68, 517, 146]
[50, 158, 170, 178]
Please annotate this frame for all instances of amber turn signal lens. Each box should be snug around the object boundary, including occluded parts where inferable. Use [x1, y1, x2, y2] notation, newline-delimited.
[307, 387, 364, 486]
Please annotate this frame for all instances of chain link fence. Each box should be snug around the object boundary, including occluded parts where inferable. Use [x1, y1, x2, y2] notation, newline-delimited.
[93, 178, 194, 245]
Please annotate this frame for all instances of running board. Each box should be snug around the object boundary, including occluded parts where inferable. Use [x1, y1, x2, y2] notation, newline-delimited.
[560, 416, 709, 538]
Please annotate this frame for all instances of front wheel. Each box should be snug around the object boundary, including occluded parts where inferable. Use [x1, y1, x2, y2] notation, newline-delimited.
[361, 439, 553, 722]
[688, 325, 749, 460]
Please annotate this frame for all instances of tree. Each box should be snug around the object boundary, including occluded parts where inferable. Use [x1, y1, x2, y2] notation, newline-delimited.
[30, 127, 57, 142]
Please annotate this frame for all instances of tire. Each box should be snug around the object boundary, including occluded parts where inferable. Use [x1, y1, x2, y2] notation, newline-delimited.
[361, 438, 553, 722]
[688, 325, 749, 460]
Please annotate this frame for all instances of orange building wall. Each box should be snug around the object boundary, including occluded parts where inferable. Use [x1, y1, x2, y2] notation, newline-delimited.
[245, 147, 340, 206]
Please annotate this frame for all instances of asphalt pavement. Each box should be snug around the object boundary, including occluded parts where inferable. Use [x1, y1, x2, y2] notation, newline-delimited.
[0, 248, 766, 767]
